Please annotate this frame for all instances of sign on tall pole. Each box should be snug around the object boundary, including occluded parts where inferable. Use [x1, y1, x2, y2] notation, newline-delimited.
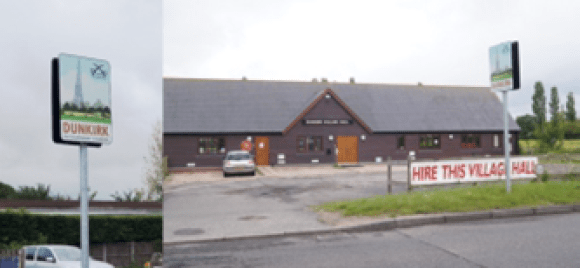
[52, 53, 112, 268]
[489, 41, 520, 193]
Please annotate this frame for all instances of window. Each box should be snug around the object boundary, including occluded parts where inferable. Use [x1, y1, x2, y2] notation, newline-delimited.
[397, 135, 405, 150]
[37, 247, 54, 262]
[493, 134, 502, 148]
[419, 134, 440, 149]
[297, 137, 306, 152]
[198, 137, 225, 154]
[25, 247, 37, 260]
[297, 136, 323, 153]
[225, 152, 251, 160]
[461, 134, 481, 148]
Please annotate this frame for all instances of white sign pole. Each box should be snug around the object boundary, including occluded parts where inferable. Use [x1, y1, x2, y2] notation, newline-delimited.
[80, 144, 89, 268]
[503, 90, 511, 193]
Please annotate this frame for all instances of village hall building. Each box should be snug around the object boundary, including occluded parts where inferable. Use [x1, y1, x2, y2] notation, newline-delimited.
[163, 78, 520, 169]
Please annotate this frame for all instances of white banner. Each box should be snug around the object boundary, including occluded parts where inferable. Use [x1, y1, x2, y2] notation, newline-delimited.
[410, 157, 538, 185]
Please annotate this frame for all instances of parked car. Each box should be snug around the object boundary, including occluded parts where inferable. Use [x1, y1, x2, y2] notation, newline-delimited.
[23, 245, 113, 268]
[223, 150, 255, 177]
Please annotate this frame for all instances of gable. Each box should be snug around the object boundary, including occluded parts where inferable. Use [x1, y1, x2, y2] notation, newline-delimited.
[282, 88, 372, 134]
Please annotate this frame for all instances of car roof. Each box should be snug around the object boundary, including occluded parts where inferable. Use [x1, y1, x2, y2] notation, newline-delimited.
[24, 245, 79, 249]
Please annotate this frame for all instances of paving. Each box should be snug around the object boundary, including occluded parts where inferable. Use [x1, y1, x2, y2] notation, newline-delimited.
[165, 213, 580, 268]
[164, 163, 398, 189]
[163, 162, 579, 245]
[542, 163, 580, 174]
[164, 164, 408, 244]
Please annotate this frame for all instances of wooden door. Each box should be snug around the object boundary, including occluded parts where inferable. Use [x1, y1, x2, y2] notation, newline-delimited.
[336, 136, 358, 164]
[255, 137, 269, 166]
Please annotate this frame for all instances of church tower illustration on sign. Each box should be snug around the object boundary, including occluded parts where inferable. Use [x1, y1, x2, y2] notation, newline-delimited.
[73, 59, 84, 108]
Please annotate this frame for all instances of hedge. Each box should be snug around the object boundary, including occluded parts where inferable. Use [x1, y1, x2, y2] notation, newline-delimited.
[0, 210, 161, 246]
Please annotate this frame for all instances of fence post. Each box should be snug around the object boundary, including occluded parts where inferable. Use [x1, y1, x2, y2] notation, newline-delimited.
[387, 156, 392, 194]
[103, 243, 107, 263]
[131, 241, 135, 263]
[19, 249, 25, 268]
[407, 155, 413, 192]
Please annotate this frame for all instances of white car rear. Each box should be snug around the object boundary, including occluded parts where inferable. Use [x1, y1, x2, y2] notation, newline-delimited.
[223, 150, 255, 177]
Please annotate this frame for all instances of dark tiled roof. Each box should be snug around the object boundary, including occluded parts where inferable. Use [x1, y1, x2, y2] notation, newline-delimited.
[163, 78, 520, 133]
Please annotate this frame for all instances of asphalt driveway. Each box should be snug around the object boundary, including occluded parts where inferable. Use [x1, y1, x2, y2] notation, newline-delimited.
[163, 164, 408, 243]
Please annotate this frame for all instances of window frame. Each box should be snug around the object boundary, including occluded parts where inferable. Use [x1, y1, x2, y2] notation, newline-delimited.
[297, 136, 307, 153]
[25, 247, 37, 261]
[297, 135, 323, 153]
[461, 134, 481, 149]
[36, 247, 54, 262]
[397, 135, 405, 150]
[419, 134, 441, 149]
[493, 134, 503, 148]
[197, 137, 226, 155]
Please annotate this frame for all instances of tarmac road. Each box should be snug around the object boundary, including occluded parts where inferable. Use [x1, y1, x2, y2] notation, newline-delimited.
[164, 213, 580, 268]
[163, 168, 408, 243]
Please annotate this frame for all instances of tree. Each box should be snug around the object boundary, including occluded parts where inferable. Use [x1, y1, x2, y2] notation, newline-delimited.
[14, 184, 51, 200]
[532, 81, 547, 127]
[75, 187, 98, 201]
[0, 182, 15, 199]
[549, 86, 560, 124]
[516, 114, 536, 139]
[535, 112, 565, 153]
[143, 120, 167, 201]
[566, 92, 576, 122]
[110, 189, 145, 202]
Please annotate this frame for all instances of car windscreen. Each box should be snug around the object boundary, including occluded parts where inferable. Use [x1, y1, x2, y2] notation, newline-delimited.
[226, 154, 251, 160]
[53, 248, 81, 261]
[25, 247, 36, 260]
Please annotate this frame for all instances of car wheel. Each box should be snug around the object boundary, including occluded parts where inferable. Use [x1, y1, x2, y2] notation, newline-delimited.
[250, 171, 255, 176]
[223, 172, 228, 178]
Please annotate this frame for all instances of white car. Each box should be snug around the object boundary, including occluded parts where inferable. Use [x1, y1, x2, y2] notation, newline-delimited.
[23, 245, 113, 268]
[223, 150, 255, 177]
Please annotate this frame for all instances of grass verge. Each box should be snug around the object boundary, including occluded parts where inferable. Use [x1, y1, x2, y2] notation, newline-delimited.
[316, 181, 580, 217]
[519, 139, 580, 154]
[61, 114, 111, 124]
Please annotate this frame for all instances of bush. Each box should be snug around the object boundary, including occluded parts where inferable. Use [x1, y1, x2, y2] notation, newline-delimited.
[564, 121, 580, 139]
[0, 210, 161, 248]
[534, 115, 565, 153]
[541, 171, 549, 182]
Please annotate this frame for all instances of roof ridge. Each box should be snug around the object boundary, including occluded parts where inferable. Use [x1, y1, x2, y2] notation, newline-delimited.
[163, 77, 490, 89]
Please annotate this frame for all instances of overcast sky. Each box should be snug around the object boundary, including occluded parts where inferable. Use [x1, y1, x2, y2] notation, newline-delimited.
[164, 0, 580, 119]
[0, 1, 161, 200]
